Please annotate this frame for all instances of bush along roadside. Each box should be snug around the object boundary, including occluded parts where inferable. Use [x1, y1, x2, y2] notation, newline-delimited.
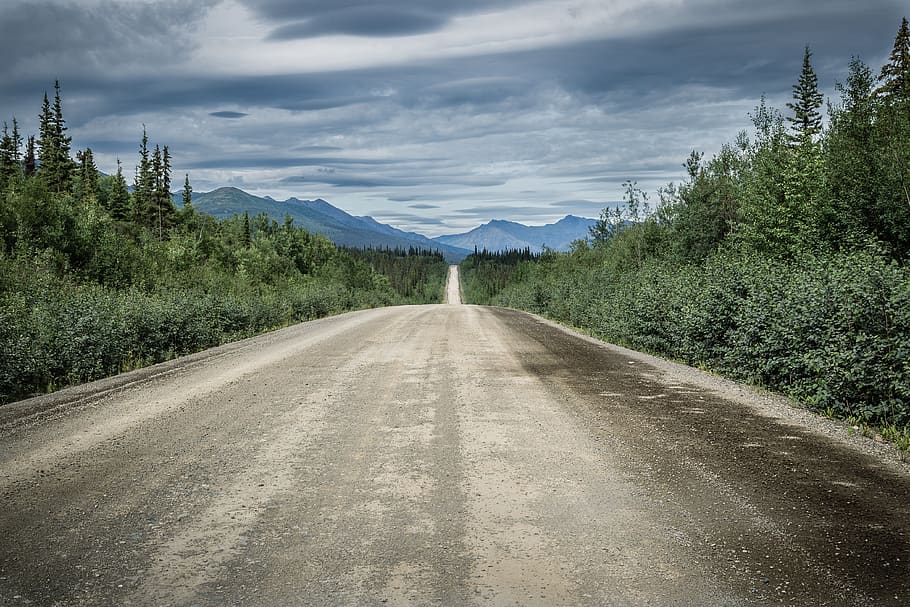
[0, 243, 405, 404]
[464, 247, 910, 456]
[459, 18, 910, 452]
[0, 84, 447, 404]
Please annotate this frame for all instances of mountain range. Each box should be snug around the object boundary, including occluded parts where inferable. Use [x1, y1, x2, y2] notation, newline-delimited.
[188, 187, 595, 261]
[434, 216, 596, 253]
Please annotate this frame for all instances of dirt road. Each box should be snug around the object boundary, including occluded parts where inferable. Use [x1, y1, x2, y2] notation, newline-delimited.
[2, 288, 909, 605]
[446, 265, 462, 305]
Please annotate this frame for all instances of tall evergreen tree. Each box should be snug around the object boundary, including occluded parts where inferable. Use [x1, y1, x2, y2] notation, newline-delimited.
[182, 173, 192, 208]
[780, 47, 825, 250]
[7, 118, 22, 174]
[76, 148, 99, 202]
[161, 146, 174, 227]
[138, 126, 150, 190]
[51, 80, 73, 190]
[178, 172, 198, 232]
[787, 47, 824, 145]
[0, 122, 19, 189]
[152, 144, 162, 177]
[132, 127, 153, 226]
[152, 144, 163, 237]
[151, 144, 162, 196]
[130, 129, 176, 236]
[161, 146, 172, 197]
[37, 92, 53, 175]
[109, 159, 131, 221]
[149, 144, 176, 239]
[877, 17, 910, 103]
[23, 136, 36, 177]
[37, 82, 74, 193]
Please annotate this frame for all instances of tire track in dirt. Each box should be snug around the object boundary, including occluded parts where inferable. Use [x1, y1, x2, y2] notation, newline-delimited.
[2, 304, 909, 606]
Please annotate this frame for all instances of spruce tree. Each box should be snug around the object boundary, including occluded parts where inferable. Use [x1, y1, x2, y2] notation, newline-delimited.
[182, 173, 192, 209]
[756, 48, 825, 256]
[76, 148, 99, 202]
[786, 47, 824, 145]
[152, 145, 163, 238]
[152, 144, 162, 188]
[109, 159, 131, 221]
[133, 127, 153, 226]
[23, 136, 36, 177]
[51, 80, 73, 191]
[10, 118, 21, 168]
[162, 146, 172, 196]
[138, 127, 150, 189]
[0, 122, 16, 189]
[37, 92, 54, 176]
[877, 17, 910, 103]
[161, 146, 174, 226]
[37, 82, 75, 193]
[149, 144, 176, 239]
[0, 119, 23, 189]
[178, 173, 197, 232]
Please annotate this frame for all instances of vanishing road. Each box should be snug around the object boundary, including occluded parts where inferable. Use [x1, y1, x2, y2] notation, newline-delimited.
[2, 266, 909, 605]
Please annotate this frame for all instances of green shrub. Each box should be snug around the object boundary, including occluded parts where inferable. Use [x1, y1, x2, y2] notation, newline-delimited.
[483, 246, 910, 429]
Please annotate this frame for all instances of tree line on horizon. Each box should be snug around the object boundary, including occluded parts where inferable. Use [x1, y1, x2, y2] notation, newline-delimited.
[462, 17, 910, 448]
[0, 85, 447, 404]
[343, 247, 449, 303]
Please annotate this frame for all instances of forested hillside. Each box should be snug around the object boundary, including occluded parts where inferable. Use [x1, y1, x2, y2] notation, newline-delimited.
[462, 19, 910, 449]
[0, 84, 443, 404]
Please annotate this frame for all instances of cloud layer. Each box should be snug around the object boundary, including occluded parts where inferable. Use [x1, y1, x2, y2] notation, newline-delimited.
[1, 0, 906, 235]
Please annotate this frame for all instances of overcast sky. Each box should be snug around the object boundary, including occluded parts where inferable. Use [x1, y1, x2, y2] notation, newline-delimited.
[1, 1, 906, 235]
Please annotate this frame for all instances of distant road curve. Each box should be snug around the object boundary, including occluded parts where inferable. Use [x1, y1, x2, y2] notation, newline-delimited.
[1, 302, 909, 605]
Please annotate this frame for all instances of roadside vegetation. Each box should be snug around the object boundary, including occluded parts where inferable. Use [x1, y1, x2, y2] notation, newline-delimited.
[0, 85, 444, 404]
[462, 19, 910, 450]
[459, 248, 540, 304]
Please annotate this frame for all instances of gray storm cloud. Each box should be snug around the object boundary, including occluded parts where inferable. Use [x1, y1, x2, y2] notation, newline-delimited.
[1, 0, 906, 234]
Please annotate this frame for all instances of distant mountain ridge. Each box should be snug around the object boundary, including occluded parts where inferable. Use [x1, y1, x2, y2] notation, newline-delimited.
[189, 187, 472, 262]
[432, 215, 596, 253]
[187, 187, 595, 260]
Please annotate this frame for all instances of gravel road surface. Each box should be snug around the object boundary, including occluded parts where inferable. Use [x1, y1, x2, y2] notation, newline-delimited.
[1, 269, 909, 605]
[446, 265, 462, 305]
